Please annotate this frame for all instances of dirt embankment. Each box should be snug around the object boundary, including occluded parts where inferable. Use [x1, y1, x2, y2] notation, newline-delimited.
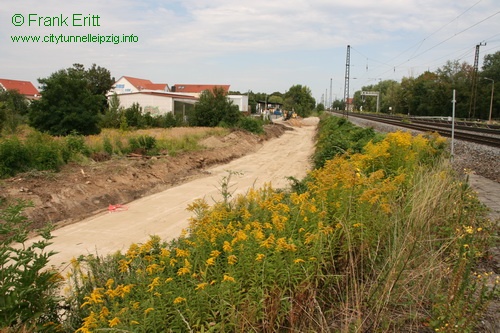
[0, 124, 290, 232]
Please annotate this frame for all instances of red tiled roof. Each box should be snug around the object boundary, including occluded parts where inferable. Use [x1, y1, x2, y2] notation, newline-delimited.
[120, 76, 168, 91]
[118, 91, 197, 100]
[121, 76, 153, 90]
[173, 84, 230, 93]
[0, 78, 39, 96]
[144, 83, 168, 91]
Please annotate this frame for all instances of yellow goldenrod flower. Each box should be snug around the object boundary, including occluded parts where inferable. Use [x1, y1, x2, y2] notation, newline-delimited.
[80, 288, 104, 308]
[261, 234, 275, 248]
[108, 317, 120, 328]
[177, 267, 191, 276]
[99, 306, 109, 320]
[255, 253, 265, 262]
[175, 248, 190, 258]
[252, 229, 265, 240]
[147, 277, 160, 292]
[228, 255, 238, 265]
[165, 277, 174, 283]
[223, 274, 236, 283]
[173, 297, 186, 304]
[105, 278, 114, 289]
[223, 241, 233, 252]
[206, 257, 216, 266]
[131, 320, 140, 325]
[210, 250, 221, 257]
[196, 282, 208, 290]
[294, 258, 305, 264]
[144, 307, 154, 315]
[146, 263, 161, 275]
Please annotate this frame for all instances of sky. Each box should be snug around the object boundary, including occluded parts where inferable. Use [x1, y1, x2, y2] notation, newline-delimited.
[2, 0, 499, 104]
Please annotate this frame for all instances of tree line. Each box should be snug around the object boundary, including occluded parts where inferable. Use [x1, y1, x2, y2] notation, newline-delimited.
[349, 51, 499, 120]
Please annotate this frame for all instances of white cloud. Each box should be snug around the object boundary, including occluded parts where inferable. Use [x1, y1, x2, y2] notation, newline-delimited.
[2, 0, 499, 97]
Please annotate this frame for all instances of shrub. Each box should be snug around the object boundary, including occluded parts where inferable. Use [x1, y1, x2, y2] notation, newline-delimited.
[0, 137, 29, 178]
[102, 136, 113, 156]
[237, 116, 264, 134]
[24, 132, 64, 172]
[63, 132, 91, 162]
[128, 135, 157, 155]
[313, 115, 380, 168]
[0, 200, 64, 332]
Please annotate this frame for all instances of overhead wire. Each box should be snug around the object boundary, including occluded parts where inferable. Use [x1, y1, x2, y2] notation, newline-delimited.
[370, 9, 500, 80]
[354, 0, 486, 78]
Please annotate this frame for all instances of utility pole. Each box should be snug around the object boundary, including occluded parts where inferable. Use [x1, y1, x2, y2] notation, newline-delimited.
[329, 78, 333, 110]
[344, 45, 351, 118]
[469, 42, 486, 119]
[484, 77, 494, 123]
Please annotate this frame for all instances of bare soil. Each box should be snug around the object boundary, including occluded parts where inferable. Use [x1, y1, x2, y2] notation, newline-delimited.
[0, 124, 290, 233]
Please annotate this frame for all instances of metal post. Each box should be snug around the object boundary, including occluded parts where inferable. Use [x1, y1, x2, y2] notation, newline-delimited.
[484, 77, 494, 123]
[344, 45, 351, 118]
[451, 89, 456, 159]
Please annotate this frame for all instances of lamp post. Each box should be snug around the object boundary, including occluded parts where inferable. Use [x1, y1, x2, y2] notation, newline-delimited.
[484, 77, 494, 123]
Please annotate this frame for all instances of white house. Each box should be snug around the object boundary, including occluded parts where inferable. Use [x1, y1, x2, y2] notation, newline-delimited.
[228, 95, 249, 112]
[109, 78, 248, 114]
[116, 91, 197, 116]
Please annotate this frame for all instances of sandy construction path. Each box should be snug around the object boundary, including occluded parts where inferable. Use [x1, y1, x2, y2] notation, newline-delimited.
[30, 118, 319, 273]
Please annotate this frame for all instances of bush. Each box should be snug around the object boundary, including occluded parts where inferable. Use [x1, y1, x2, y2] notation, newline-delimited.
[237, 116, 264, 134]
[0, 200, 64, 331]
[24, 132, 64, 172]
[64, 132, 91, 162]
[313, 115, 380, 168]
[0, 137, 29, 178]
[128, 135, 157, 155]
[102, 136, 113, 156]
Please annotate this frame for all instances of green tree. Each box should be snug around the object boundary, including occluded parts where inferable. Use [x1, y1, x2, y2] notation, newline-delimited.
[332, 99, 345, 111]
[283, 84, 315, 117]
[85, 63, 115, 97]
[479, 51, 500, 120]
[28, 64, 112, 135]
[124, 103, 145, 128]
[268, 95, 284, 105]
[189, 87, 240, 127]
[99, 93, 122, 128]
[0, 90, 30, 134]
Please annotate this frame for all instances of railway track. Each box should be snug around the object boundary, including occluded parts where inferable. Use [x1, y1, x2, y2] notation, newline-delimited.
[331, 111, 500, 148]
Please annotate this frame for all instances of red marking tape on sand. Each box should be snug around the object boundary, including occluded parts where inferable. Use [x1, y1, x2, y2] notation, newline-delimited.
[108, 204, 128, 212]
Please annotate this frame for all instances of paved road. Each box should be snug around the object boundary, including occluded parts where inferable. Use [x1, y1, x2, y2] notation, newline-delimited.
[468, 174, 500, 221]
[30, 119, 318, 273]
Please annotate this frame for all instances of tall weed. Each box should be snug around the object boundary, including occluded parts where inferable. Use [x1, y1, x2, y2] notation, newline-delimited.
[0, 200, 64, 332]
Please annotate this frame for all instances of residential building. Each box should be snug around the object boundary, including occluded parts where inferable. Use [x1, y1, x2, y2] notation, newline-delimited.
[171, 84, 230, 98]
[0, 78, 40, 100]
[109, 76, 169, 95]
[116, 91, 197, 116]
